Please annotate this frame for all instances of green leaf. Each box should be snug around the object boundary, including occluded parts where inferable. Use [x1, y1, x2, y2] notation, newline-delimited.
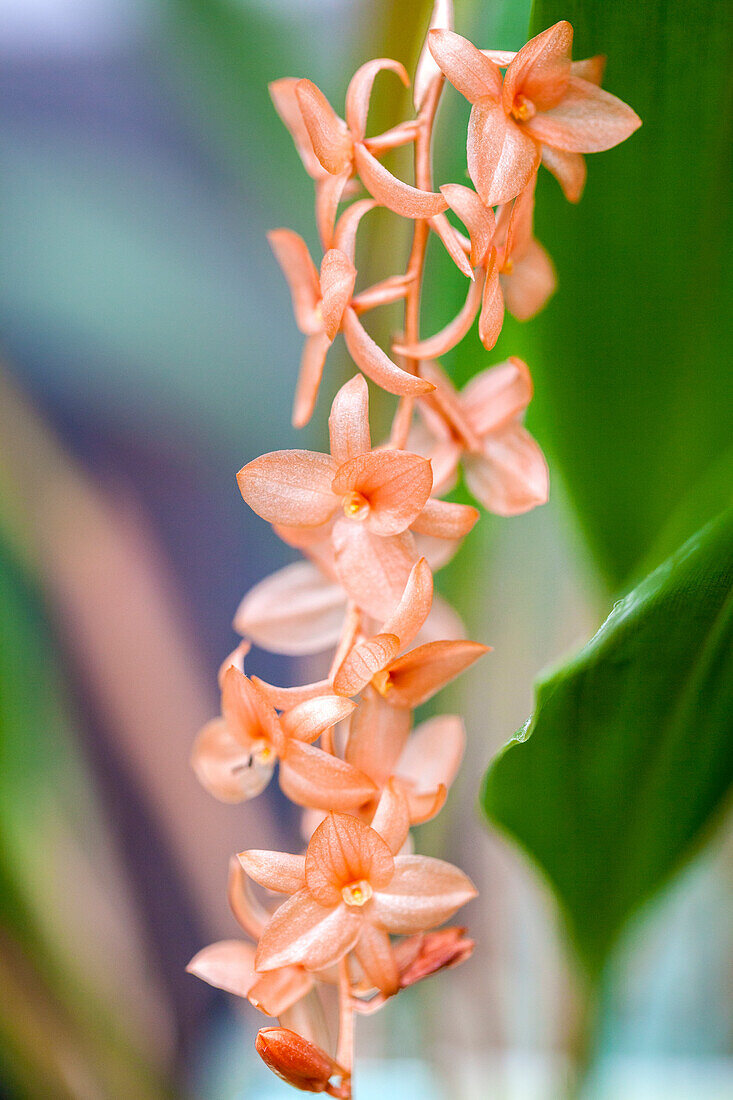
[523, 0, 733, 587]
[481, 507, 733, 977]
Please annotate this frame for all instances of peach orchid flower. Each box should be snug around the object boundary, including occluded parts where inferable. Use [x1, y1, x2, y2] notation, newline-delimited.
[190, 663, 376, 811]
[429, 21, 640, 206]
[241, 805, 477, 995]
[237, 375, 477, 619]
[269, 202, 433, 427]
[417, 358, 549, 516]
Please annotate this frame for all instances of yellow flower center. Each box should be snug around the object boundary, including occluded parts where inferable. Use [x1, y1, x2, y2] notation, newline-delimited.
[250, 739, 276, 765]
[501, 257, 514, 275]
[511, 94, 536, 123]
[371, 669, 392, 697]
[342, 491, 369, 520]
[341, 879, 373, 907]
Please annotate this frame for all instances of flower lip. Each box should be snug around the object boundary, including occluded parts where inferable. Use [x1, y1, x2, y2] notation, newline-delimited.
[511, 94, 536, 122]
[341, 879, 373, 907]
[371, 669, 392, 697]
[342, 490, 370, 519]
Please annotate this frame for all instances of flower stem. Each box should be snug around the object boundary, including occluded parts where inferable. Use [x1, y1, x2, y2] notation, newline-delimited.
[336, 957, 354, 1097]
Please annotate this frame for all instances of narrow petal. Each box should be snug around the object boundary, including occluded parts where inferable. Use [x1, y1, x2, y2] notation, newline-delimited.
[428, 29, 502, 104]
[429, 213, 475, 278]
[280, 741, 377, 811]
[248, 968, 314, 1018]
[354, 143, 448, 218]
[187, 940, 257, 998]
[238, 850, 306, 895]
[319, 250, 357, 340]
[333, 197, 378, 263]
[329, 374, 371, 465]
[342, 309, 435, 397]
[345, 59, 409, 141]
[461, 356, 534, 436]
[411, 498, 479, 540]
[237, 450, 338, 528]
[269, 77, 326, 179]
[256, 891, 362, 972]
[440, 183, 496, 266]
[333, 633, 401, 698]
[465, 425, 549, 515]
[397, 715, 465, 794]
[292, 332, 331, 429]
[267, 229, 321, 333]
[571, 55, 606, 86]
[221, 665, 281, 750]
[503, 173, 536, 261]
[468, 100, 540, 207]
[386, 640, 490, 708]
[524, 76, 641, 153]
[371, 855, 477, 934]
[415, 595, 465, 644]
[345, 688, 412, 786]
[315, 168, 352, 249]
[540, 144, 586, 202]
[333, 521, 418, 620]
[478, 251, 504, 350]
[305, 813, 394, 905]
[280, 695, 356, 743]
[400, 784, 447, 825]
[251, 677, 333, 710]
[380, 557, 433, 649]
[414, 0, 454, 111]
[234, 561, 345, 656]
[502, 240, 556, 320]
[191, 718, 273, 802]
[295, 79, 353, 174]
[503, 20, 573, 114]
[370, 781, 410, 856]
[355, 923, 400, 995]
[393, 274, 483, 360]
[332, 450, 433, 536]
[228, 856, 268, 940]
[419, 359, 481, 450]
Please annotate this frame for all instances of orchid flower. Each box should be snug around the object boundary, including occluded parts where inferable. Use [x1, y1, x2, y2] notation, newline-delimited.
[415, 357, 549, 516]
[429, 21, 640, 206]
[241, 804, 476, 995]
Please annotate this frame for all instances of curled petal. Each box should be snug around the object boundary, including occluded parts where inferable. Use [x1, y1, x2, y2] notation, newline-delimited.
[428, 29, 502, 105]
[238, 850, 306, 895]
[524, 76, 642, 153]
[217, 639, 250, 687]
[251, 677, 334, 710]
[333, 633, 400, 698]
[333, 198, 378, 263]
[187, 940, 257, 999]
[346, 59, 409, 142]
[234, 561, 345, 656]
[401, 783, 447, 825]
[503, 20, 573, 114]
[380, 556, 433, 649]
[371, 780, 410, 856]
[296, 79, 353, 174]
[315, 168, 352, 249]
[397, 715, 465, 795]
[411, 498, 479, 540]
[257, 891, 362, 973]
[429, 213, 474, 279]
[319, 250, 357, 340]
[396, 927, 475, 988]
[305, 813, 394, 906]
[237, 450, 338, 528]
[468, 100, 541, 207]
[221, 665, 282, 751]
[228, 856, 268, 940]
[414, 0, 454, 111]
[461, 356, 534, 436]
[332, 450, 433, 536]
[267, 229, 321, 334]
[394, 274, 483, 361]
[571, 55, 606, 86]
[353, 143, 447, 218]
[256, 1027, 344, 1092]
[371, 854, 477, 933]
[502, 239, 556, 320]
[293, 331, 332, 429]
[345, 689, 412, 786]
[280, 740, 377, 812]
[419, 359, 481, 450]
[248, 968, 314, 1018]
[540, 144, 586, 203]
[386, 640, 490, 709]
[342, 309, 434, 397]
[269, 78, 326, 180]
[329, 374, 371, 466]
[354, 923, 399, 995]
[478, 251, 504, 350]
[440, 184, 496, 267]
[333, 522, 418, 620]
[191, 719, 274, 802]
[281, 695, 356, 743]
[465, 424, 549, 515]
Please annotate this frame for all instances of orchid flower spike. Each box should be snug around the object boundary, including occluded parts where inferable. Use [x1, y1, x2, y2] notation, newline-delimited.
[429, 21, 640, 206]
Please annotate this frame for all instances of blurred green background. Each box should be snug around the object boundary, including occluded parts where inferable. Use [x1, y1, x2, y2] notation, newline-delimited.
[0, 0, 730, 1097]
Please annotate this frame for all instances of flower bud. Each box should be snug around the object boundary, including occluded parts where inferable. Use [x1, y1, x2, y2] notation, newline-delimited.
[396, 926, 474, 989]
[255, 1028, 347, 1095]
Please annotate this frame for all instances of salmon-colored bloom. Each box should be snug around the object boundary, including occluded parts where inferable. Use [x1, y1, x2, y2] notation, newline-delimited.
[429, 21, 640, 206]
[256, 1028, 349, 1097]
[417, 358, 549, 516]
[242, 808, 476, 994]
[191, 663, 376, 811]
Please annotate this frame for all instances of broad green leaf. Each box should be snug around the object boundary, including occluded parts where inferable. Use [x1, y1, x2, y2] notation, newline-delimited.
[482, 508, 733, 977]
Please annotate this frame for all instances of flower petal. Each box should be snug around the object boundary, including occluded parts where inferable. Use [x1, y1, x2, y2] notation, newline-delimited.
[465, 424, 549, 515]
[468, 100, 540, 207]
[292, 331, 331, 429]
[333, 197, 378, 263]
[256, 890, 362, 972]
[238, 850, 306, 895]
[386, 640, 490, 708]
[380, 556, 433, 649]
[221, 665, 282, 750]
[248, 968, 314, 1018]
[571, 55, 606, 86]
[281, 695, 356, 743]
[524, 76, 641, 153]
[478, 251, 504, 350]
[237, 450, 338, 528]
[279, 741, 377, 812]
[419, 359, 481, 450]
[345, 59, 409, 142]
[228, 856, 268, 940]
[332, 450, 433, 536]
[503, 20, 573, 114]
[251, 677, 334, 710]
[353, 143, 447, 218]
[295, 79, 353, 174]
[411, 498, 479, 540]
[415, 594, 465, 644]
[371, 855, 477, 933]
[393, 274, 483, 360]
[333, 521, 418, 620]
[234, 561, 345, 656]
[319, 249, 357, 340]
[370, 780, 410, 856]
[502, 239, 556, 320]
[397, 715, 465, 794]
[429, 213, 475, 279]
[191, 718, 274, 802]
[315, 168, 352, 249]
[355, 923, 400, 995]
[305, 813, 394, 905]
[428, 29, 502, 104]
[414, 0, 454, 111]
[187, 940, 257, 998]
[345, 688, 412, 786]
[329, 374, 371, 465]
[461, 356, 534, 436]
[342, 309, 435, 397]
[333, 633, 401, 698]
[267, 229, 321, 333]
[540, 144, 586, 203]
[440, 184, 496, 267]
[269, 78, 326, 180]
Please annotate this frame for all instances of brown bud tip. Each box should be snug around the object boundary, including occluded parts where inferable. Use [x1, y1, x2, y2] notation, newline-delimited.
[255, 1028, 346, 1094]
[396, 927, 475, 989]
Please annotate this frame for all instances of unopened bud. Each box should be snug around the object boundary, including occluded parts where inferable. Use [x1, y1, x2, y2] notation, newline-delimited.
[396, 927, 474, 989]
[255, 1028, 348, 1095]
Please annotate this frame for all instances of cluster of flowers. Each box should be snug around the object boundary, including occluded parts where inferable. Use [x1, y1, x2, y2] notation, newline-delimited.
[187, 5, 639, 1095]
